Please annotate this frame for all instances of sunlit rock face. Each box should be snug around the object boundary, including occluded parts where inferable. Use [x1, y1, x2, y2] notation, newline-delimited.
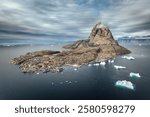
[11, 22, 130, 73]
[63, 22, 130, 61]
[89, 22, 118, 45]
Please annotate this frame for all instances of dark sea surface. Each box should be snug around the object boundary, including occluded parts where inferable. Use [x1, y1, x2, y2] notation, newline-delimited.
[0, 43, 150, 100]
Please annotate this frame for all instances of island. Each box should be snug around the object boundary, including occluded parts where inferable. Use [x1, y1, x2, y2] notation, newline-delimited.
[10, 22, 130, 73]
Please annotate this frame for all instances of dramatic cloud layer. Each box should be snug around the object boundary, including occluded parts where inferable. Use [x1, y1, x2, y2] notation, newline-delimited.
[0, 0, 150, 40]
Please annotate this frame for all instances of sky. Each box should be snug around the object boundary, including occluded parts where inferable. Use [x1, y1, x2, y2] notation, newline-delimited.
[0, 0, 150, 41]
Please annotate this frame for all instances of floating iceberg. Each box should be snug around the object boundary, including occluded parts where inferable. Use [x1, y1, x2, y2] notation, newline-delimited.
[129, 72, 141, 78]
[139, 44, 142, 46]
[74, 68, 78, 71]
[93, 63, 100, 66]
[72, 64, 80, 68]
[88, 62, 105, 67]
[122, 56, 135, 60]
[36, 72, 40, 75]
[115, 80, 135, 90]
[108, 59, 114, 63]
[100, 62, 106, 65]
[88, 64, 92, 67]
[114, 65, 126, 70]
[110, 60, 114, 63]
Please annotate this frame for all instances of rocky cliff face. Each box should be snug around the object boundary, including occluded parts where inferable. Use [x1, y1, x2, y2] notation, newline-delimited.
[89, 22, 118, 45]
[63, 22, 130, 61]
[63, 22, 118, 49]
[11, 22, 130, 73]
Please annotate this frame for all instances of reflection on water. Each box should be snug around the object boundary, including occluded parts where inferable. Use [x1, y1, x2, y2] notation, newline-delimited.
[0, 45, 150, 100]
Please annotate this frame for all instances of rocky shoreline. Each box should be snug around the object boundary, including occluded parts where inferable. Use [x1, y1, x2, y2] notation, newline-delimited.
[10, 22, 130, 73]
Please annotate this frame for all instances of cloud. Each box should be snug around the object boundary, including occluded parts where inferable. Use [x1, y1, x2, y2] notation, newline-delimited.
[0, 0, 149, 40]
[100, 0, 150, 37]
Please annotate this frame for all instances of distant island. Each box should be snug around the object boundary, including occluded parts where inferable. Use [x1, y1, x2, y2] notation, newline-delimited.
[118, 36, 150, 45]
[10, 22, 130, 73]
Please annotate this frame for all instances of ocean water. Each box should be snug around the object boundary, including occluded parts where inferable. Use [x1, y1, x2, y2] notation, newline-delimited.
[0, 38, 74, 47]
[0, 43, 150, 100]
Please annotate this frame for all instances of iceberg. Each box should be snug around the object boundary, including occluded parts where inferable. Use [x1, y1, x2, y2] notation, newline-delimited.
[129, 72, 141, 78]
[122, 56, 135, 60]
[72, 64, 80, 68]
[74, 68, 78, 71]
[139, 44, 142, 46]
[108, 59, 114, 63]
[110, 60, 114, 63]
[114, 65, 126, 70]
[88, 64, 92, 67]
[115, 80, 135, 90]
[100, 62, 106, 65]
[93, 63, 100, 66]
[36, 72, 40, 75]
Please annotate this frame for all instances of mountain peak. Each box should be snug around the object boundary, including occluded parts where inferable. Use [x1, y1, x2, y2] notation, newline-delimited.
[89, 22, 117, 45]
[11, 22, 131, 73]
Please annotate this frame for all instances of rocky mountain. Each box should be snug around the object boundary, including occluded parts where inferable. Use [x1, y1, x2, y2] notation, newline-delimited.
[63, 22, 130, 61]
[11, 22, 130, 73]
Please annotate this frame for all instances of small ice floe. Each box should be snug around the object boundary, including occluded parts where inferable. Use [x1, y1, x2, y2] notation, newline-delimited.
[88, 64, 92, 67]
[60, 82, 63, 84]
[122, 56, 135, 60]
[74, 68, 78, 71]
[129, 72, 141, 78]
[115, 80, 135, 90]
[72, 64, 80, 68]
[108, 59, 114, 63]
[93, 63, 100, 66]
[100, 62, 106, 65]
[110, 60, 115, 63]
[51, 82, 54, 85]
[114, 65, 126, 70]
[139, 44, 142, 46]
[36, 72, 40, 75]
